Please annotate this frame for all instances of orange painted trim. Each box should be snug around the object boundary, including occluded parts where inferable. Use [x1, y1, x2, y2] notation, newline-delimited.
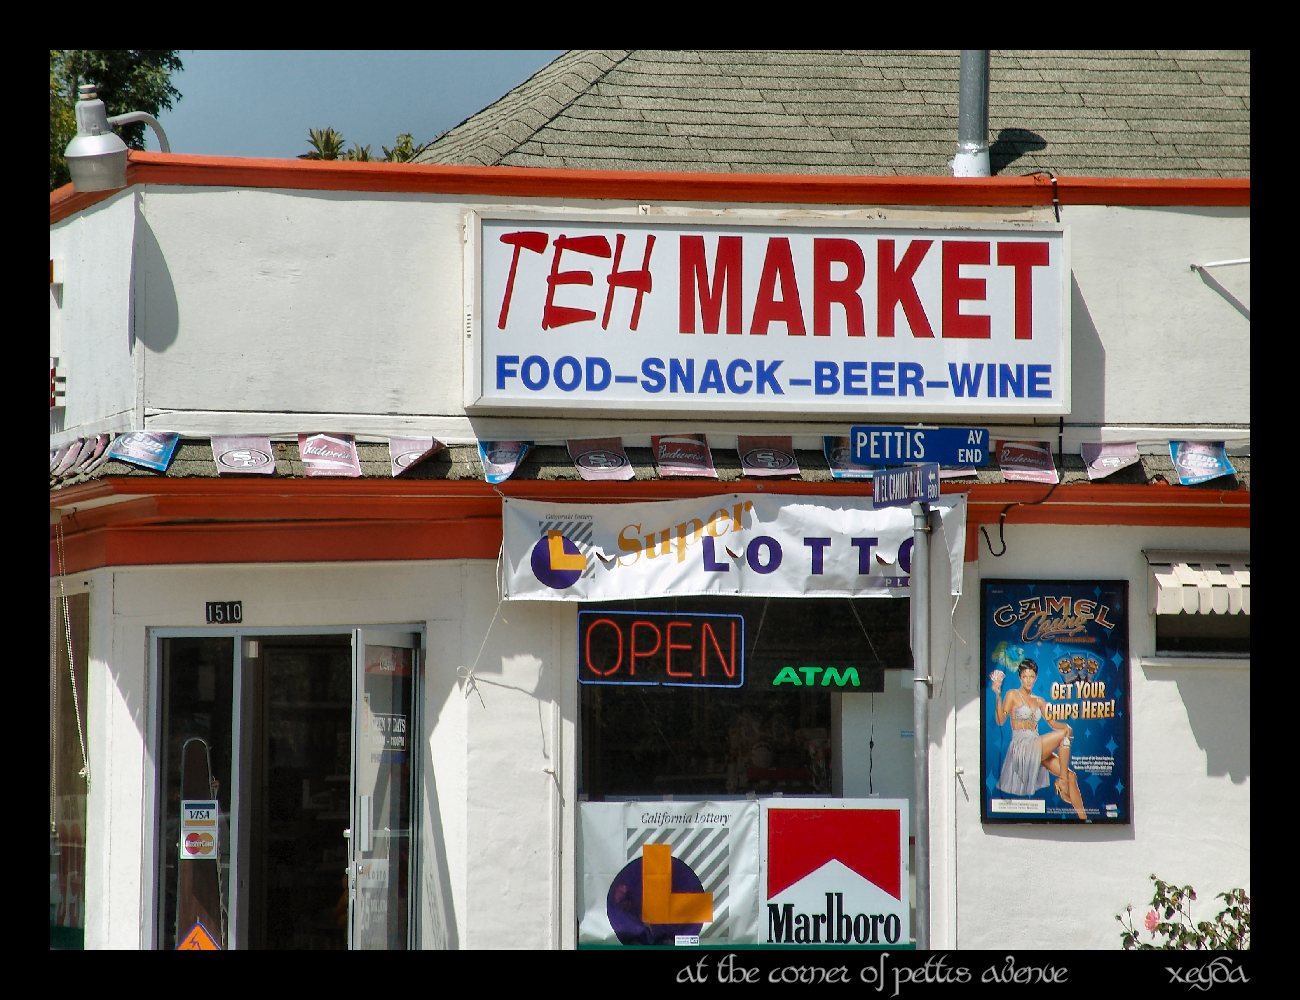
[50, 152, 1250, 224]
[52, 476, 1247, 575]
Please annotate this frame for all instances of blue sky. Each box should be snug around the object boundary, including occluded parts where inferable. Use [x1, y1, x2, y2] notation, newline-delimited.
[153, 50, 565, 159]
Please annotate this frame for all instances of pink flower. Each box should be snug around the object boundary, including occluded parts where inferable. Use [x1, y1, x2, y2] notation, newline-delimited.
[1144, 910, 1159, 933]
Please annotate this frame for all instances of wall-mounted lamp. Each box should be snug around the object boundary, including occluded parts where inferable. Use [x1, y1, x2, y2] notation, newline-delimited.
[64, 84, 171, 193]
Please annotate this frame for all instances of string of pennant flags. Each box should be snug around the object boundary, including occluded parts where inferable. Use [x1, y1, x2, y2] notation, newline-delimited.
[50, 430, 1238, 488]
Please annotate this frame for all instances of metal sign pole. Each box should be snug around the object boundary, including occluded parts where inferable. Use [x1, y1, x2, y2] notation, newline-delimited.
[910, 500, 931, 950]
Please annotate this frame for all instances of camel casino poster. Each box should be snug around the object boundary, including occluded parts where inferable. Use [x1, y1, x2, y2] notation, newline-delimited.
[981, 580, 1131, 825]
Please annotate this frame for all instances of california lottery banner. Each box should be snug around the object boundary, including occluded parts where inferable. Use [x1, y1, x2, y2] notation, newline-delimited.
[981, 580, 1131, 824]
[500, 493, 966, 602]
[579, 800, 761, 945]
[471, 217, 1070, 417]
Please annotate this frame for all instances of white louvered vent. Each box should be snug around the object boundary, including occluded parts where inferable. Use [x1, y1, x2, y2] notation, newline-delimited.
[1144, 551, 1250, 616]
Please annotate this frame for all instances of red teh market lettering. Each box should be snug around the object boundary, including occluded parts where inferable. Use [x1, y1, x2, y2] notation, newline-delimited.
[495, 231, 1050, 339]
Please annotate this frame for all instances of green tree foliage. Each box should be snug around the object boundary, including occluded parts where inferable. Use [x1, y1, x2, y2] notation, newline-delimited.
[301, 128, 432, 163]
[50, 50, 183, 190]
[1117, 875, 1250, 950]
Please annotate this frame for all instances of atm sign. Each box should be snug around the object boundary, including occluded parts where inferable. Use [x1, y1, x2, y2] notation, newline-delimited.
[578, 610, 745, 688]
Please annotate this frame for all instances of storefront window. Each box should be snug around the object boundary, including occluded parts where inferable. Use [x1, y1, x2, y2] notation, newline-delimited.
[50, 591, 89, 950]
[580, 597, 911, 800]
[157, 637, 234, 949]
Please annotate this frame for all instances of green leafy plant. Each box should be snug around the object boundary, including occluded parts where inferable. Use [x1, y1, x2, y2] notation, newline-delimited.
[345, 143, 373, 162]
[381, 133, 432, 163]
[1117, 875, 1249, 950]
[300, 127, 348, 161]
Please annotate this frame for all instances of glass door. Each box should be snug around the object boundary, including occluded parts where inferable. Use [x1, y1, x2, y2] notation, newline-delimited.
[349, 630, 419, 950]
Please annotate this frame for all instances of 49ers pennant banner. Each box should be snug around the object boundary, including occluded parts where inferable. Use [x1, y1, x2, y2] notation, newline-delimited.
[500, 493, 966, 601]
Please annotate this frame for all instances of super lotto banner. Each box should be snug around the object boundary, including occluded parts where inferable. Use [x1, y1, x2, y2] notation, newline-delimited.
[500, 493, 966, 602]
[470, 217, 1069, 416]
[981, 580, 1132, 825]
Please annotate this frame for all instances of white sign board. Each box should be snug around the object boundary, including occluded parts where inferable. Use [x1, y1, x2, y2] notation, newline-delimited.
[470, 216, 1069, 416]
[500, 493, 965, 602]
[179, 800, 219, 860]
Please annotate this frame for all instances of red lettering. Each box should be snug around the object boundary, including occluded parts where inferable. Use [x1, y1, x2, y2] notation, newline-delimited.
[666, 621, 693, 677]
[496, 231, 548, 329]
[631, 621, 661, 676]
[942, 240, 991, 339]
[679, 235, 742, 334]
[877, 239, 934, 337]
[813, 238, 866, 337]
[701, 620, 737, 679]
[584, 618, 623, 677]
[750, 237, 806, 336]
[603, 233, 656, 330]
[543, 235, 612, 330]
[997, 241, 1050, 340]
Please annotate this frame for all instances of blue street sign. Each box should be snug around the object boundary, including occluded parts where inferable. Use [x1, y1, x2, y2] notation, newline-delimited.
[873, 463, 941, 508]
[850, 426, 989, 466]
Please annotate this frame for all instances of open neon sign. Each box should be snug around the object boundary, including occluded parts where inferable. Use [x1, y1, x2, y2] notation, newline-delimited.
[578, 610, 745, 688]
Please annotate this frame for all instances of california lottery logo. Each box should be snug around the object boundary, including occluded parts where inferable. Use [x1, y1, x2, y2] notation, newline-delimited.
[531, 529, 587, 588]
[606, 844, 713, 945]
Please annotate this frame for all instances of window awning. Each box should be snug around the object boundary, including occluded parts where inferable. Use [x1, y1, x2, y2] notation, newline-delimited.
[1144, 551, 1250, 615]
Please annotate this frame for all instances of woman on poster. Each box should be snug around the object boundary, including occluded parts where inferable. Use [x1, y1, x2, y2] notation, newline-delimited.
[991, 660, 1086, 820]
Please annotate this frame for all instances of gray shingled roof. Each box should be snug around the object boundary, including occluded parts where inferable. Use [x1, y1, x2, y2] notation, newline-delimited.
[418, 50, 1249, 178]
[51, 441, 1249, 492]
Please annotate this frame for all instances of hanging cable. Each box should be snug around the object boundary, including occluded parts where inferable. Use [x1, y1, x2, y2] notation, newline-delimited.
[980, 481, 1064, 557]
[54, 520, 90, 788]
[869, 693, 875, 795]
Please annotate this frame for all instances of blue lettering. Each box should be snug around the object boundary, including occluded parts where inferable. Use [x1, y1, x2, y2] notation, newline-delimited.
[948, 363, 983, 397]
[815, 361, 840, 395]
[521, 355, 549, 390]
[641, 357, 666, 393]
[899, 362, 924, 397]
[756, 359, 784, 394]
[586, 357, 612, 391]
[702, 536, 729, 572]
[999, 363, 1025, 398]
[1028, 364, 1052, 398]
[844, 361, 868, 396]
[496, 355, 520, 390]
[726, 359, 753, 394]
[554, 356, 581, 391]
[871, 361, 895, 396]
[804, 537, 831, 575]
[700, 359, 726, 394]
[670, 358, 695, 393]
[850, 537, 878, 574]
[746, 536, 783, 574]
[899, 537, 913, 575]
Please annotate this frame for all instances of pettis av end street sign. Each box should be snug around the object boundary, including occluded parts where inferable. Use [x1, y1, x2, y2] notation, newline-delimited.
[851, 426, 989, 466]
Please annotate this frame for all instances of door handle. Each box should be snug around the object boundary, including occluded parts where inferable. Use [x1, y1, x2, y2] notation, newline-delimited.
[357, 794, 373, 852]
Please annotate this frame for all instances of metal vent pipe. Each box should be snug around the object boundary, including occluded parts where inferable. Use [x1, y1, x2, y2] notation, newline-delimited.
[953, 50, 990, 177]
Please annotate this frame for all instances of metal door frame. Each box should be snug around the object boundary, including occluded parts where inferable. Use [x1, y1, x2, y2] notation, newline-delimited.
[146, 624, 425, 950]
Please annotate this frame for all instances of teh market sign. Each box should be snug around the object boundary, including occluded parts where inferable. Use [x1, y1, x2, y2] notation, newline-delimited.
[468, 215, 1069, 416]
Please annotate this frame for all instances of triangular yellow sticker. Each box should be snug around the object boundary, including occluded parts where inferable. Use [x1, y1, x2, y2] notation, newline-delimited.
[177, 921, 221, 950]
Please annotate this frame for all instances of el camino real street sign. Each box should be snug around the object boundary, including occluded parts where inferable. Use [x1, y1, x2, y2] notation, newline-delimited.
[470, 216, 1070, 416]
[873, 463, 941, 509]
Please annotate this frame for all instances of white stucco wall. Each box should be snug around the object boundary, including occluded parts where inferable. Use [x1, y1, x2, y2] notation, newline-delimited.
[52, 188, 1249, 449]
[60, 558, 576, 950]
[49, 190, 138, 440]
[953, 524, 1250, 949]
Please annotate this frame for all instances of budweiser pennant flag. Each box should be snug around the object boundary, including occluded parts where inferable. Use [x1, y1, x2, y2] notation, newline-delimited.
[478, 441, 532, 484]
[211, 436, 276, 476]
[567, 437, 634, 481]
[996, 440, 1059, 485]
[106, 431, 180, 472]
[389, 438, 445, 478]
[651, 434, 716, 478]
[823, 436, 874, 480]
[298, 433, 361, 478]
[1169, 441, 1235, 485]
[737, 435, 800, 477]
[1082, 441, 1140, 481]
